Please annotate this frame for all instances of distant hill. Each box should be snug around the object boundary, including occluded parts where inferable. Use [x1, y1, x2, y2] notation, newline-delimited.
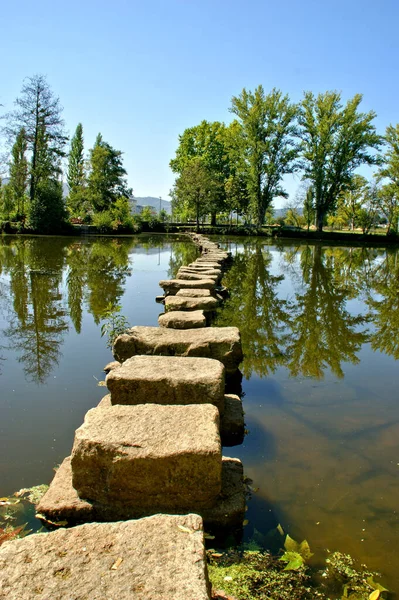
[133, 197, 172, 214]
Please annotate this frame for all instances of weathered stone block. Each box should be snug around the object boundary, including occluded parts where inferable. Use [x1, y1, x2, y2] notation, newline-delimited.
[159, 278, 216, 295]
[164, 295, 219, 312]
[176, 272, 219, 282]
[178, 267, 221, 277]
[36, 456, 245, 532]
[113, 326, 243, 373]
[106, 355, 225, 411]
[0, 514, 210, 600]
[71, 404, 221, 510]
[176, 288, 212, 298]
[158, 309, 206, 329]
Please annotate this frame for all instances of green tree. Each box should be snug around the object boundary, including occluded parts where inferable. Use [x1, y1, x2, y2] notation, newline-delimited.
[0, 184, 14, 219]
[8, 127, 28, 218]
[170, 120, 229, 224]
[87, 134, 131, 212]
[377, 183, 399, 235]
[29, 179, 67, 233]
[303, 185, 315, 231]
[230, 86, 299, 226]
[4, 74, 67, 205]
[171, 157, 217, 231]
[379, 123, 399, 189]
[223, 120, 250, 223]
[336, 174, 368, 230]
[67, 123, 86, 216]
[298, 91, 382, 231]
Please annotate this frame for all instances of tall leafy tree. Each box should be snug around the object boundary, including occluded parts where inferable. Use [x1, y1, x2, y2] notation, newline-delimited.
[171, 157, 216, 231]
[8, 127, 28, 217]
[4, 74, 68, 204]
[379, 123, 399, 188]
[87, 134, 131, 212]
[170, 120, 230, 225]
[336, 174, 368, 230]
[67, 123, 86, 215]
[377, 123, 399, 235]
[298, 91, 382, 231]
[230, 86, 299, 226]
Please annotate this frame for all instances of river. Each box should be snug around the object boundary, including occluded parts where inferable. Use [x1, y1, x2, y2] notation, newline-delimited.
[0, 234, 397, 593]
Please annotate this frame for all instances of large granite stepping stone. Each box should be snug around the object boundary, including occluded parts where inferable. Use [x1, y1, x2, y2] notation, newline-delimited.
[175, 272, 219, 282]
[0, 514, 210, 600]
[164, 295, 219, 312]
[106, 355, 225, 411]
[36, 456, 245, 530]
[98, 392, 242, 446]
[176, 288, 212, 297]
[189, 261, 225, 270]
[71, 404, 221, 510]
[178, 267, 221, 276]
[158, 309, 206, 329]
[159, 278, 215, 295]
[113, 326, 243, 373]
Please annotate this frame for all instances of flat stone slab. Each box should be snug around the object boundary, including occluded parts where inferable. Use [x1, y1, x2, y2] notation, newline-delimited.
[195, 256, 226, 264]
[71, 404, 221, 510]
[0, 514, 210, 600]
[158, 309, 206, 329]
[165, 295, 219, 312]
[189, 261, 225, 270]
[113, 326, 243, 373]
[159, 278, 216, 295]
[176, 271, 219, 282]
[178, 267, 221, 276]
[105, 355, 225, 412]
[176, 288, 212, 298]
[36, 456, 244, 531]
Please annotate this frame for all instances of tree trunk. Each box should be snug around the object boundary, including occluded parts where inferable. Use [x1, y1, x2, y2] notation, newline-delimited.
[210, 211, 216, 226]
[315, 207, 324, 232]
[196, 203, 200, 233]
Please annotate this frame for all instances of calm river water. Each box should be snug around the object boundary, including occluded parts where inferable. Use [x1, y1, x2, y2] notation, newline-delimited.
[0, 234, 398, 592]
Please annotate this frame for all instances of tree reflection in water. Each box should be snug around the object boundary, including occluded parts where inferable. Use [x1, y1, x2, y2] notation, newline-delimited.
[217, 241, 379, 380]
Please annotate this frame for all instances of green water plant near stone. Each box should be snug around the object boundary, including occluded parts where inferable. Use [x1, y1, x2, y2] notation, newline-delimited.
[100, 303, 130, 349]
[207, 537, 389, 600]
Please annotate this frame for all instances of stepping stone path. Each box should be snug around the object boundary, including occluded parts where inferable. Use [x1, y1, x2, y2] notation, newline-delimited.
[13, 233, 247, 599]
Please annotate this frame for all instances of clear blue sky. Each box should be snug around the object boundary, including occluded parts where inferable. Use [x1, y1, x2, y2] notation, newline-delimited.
[1, 0, 398, 206]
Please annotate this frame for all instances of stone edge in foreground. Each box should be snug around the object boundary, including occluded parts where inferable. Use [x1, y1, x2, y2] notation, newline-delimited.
[0, 514, 210, 600]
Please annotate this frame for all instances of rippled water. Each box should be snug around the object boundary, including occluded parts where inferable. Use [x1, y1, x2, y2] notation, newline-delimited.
[0, 234, 398, 593]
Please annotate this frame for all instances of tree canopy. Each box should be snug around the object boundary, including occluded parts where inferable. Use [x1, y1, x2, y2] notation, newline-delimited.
[298, 91, 382, 231]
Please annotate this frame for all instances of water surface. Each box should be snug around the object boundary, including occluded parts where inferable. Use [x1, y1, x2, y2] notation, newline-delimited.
[0, 234, 398, 593]
[215, 238, 399, 593]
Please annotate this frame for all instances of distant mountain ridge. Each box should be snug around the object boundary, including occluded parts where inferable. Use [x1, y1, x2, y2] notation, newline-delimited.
[133, 196, 172, 214]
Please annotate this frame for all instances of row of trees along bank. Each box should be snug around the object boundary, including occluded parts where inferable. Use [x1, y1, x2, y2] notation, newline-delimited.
[170, 87, 399, 234]
[0, 75, 133, 233]
[1, 77, 398, 235]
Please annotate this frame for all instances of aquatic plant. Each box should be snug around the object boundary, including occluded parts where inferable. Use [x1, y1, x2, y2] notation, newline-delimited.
[100, 303, 130, 349]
